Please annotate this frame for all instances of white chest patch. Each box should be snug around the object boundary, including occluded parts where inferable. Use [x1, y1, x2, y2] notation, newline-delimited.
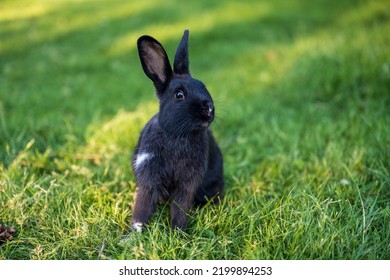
[135, 153, 152, 169]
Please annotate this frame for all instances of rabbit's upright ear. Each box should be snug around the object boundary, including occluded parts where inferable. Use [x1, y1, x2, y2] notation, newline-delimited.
[138, 36, 173, 93]
[173, 30, 190, 76]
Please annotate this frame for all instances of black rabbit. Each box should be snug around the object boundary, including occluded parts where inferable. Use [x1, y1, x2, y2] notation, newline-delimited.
[130, 30, 224, 232]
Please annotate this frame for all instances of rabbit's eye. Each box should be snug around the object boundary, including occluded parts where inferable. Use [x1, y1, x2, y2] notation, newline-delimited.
[175, 90, 185, 100]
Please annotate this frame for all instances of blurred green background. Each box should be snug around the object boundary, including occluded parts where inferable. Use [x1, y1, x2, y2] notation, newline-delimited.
[0, 0, 389, 259]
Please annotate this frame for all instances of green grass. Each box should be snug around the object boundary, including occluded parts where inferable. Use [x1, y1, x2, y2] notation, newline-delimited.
[0, 0, 389, 259]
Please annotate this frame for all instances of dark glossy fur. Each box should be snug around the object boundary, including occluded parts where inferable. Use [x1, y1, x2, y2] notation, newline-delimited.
[130, 30, 224, 231]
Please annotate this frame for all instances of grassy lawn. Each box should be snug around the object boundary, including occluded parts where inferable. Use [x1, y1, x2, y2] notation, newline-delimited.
[0, 0, 389, 259]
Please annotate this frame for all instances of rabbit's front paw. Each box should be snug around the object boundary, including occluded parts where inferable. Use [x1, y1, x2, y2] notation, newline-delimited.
[131, 221, 144, 233]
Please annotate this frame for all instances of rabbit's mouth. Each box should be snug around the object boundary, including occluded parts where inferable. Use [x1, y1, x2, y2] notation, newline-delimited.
[200, 121, 211, 128]
[198, 113, 214, 128]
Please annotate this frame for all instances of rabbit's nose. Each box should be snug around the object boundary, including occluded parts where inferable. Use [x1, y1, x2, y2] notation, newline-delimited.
[202, 100, 214, 116]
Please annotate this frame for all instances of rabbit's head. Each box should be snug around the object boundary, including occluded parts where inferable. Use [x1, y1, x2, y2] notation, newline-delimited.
[137, 30, 215, 135]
